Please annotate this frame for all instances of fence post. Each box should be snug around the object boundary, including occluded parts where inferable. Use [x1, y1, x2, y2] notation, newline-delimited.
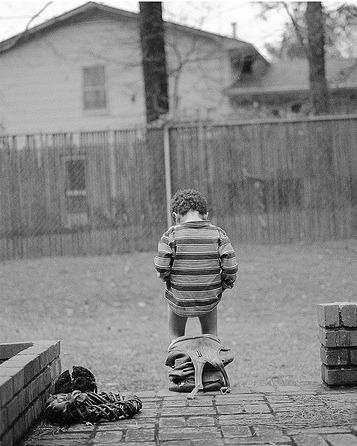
[108, 130, 117, 205]
[163, 124, 172, 228]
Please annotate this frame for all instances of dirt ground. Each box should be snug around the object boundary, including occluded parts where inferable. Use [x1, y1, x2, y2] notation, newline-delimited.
[1, 239, 356, 392]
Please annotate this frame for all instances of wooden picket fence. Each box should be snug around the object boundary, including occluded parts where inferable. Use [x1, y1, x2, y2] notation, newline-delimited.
[0, 114, 356, 261]
[169, 115, 356, 245]
[0, 129, 167, 261]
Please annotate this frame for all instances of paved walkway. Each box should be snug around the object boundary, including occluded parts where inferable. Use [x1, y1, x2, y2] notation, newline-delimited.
[21, 384, 357, 446]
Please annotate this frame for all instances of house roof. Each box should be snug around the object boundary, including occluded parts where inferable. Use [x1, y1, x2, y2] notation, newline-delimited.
[0, 1, 262, 58]
[227, 57, 357, 96]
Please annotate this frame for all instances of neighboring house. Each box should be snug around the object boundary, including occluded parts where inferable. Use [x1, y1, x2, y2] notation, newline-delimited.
[226, 57, 357, 119]
[0, 1, 264, 134]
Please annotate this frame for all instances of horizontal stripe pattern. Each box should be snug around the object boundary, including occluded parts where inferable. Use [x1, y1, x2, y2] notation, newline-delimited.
[154, 220, 238, 317]
[171, 268, 221, 275]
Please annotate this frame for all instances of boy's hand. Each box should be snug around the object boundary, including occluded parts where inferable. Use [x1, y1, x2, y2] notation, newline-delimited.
[157, 271, 166, 281]
[222, 280, 234, 291]
[157, 271, 171, 283]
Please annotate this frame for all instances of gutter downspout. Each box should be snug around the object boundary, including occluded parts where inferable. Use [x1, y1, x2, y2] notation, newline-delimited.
[163, 123, 172, 228]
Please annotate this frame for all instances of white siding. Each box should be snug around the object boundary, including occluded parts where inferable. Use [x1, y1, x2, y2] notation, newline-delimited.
[165, 26, 235, 120]
[0, 15, 235, 134]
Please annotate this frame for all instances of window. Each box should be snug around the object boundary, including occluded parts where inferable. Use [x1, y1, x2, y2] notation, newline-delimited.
[231, 56, 253, 82]
[242, 56, 253, 74]
[291, 103, 302, 113]
[83, 65, 107, 110]
[66, 159, 86, 195]
[63, 156, 88, 226]
[231, 59, 241, 83]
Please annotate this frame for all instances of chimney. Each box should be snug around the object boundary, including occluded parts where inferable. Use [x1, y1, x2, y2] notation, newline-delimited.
[231, 22, 237, 39]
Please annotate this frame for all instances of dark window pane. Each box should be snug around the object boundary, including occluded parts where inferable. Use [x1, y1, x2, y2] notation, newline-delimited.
[83, 65, 105, 87]
[83, 65, 107, 109]
[66, 160, 86, 191]
[291, 103, 302, 113]
[242, 57, 253, 74]
[84, 90, 107, 110]
[67, 196, 87, 213]
[83, 89, 106, 109]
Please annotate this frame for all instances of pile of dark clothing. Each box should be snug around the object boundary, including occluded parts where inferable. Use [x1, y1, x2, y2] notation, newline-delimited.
[44, 366, 142, 424]
[165, 335, 234, 398]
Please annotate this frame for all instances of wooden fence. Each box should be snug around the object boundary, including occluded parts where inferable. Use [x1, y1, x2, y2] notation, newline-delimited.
[169, 115, 356, 245]
[0, 115, 356, 261]
[0, 129, 167, 261]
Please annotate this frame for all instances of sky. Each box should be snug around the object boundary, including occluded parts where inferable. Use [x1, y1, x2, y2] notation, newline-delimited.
[0, 0, 356, 57]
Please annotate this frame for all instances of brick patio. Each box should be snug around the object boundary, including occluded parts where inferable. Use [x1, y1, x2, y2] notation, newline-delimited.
[20, 384, 357, 446]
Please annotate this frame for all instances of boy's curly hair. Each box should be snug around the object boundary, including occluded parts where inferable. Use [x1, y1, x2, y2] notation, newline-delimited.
[171, 189, 208, 216]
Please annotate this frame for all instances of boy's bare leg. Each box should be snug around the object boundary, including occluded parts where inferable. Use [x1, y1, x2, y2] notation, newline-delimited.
[199, 307, 217, 336]
[168, 306, 188, 340]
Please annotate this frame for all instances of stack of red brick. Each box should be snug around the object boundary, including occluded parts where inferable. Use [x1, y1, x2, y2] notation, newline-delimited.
[318, 302, 357, 386]
[0, 340, 61, 446]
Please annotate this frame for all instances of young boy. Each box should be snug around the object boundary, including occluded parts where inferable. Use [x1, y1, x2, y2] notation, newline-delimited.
[154, 189, 238, 340]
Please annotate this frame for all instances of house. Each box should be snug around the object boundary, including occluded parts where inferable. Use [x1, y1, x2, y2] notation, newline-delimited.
[0, 1, 265, 134]
[225, 57, 357, 119]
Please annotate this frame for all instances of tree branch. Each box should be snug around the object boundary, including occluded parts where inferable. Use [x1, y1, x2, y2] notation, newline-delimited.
[282, 2, 308, 55]
[24, 1, 53, 32]
[6, 2, 53, 50]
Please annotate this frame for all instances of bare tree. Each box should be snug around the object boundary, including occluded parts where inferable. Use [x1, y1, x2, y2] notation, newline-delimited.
[139, 2, 169, 123]
[260, 2, 357, 60]
[165, 30, 226, 119]
[305, 2, 330, 115]
[259, 2, 332, 115]
[6, 2, 53, 50]
[259, 2, 357, 114]
[163, 2, 225, 118]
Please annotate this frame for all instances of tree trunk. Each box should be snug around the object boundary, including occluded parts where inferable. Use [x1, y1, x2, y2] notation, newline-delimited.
[139, 2, 169, 123]
[305, 2, 336, 233]
[305, 2, 330, 115]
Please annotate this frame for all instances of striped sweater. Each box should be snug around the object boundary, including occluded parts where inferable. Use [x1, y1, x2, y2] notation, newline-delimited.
[154, 220, 238, 317]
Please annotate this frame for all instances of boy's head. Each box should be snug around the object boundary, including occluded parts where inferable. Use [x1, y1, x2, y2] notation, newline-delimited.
[171, 189, 208, 222]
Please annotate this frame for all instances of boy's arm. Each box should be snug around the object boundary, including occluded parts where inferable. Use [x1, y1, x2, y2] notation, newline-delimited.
[218, 230, 238, 290]
[154, 230, 174, 281]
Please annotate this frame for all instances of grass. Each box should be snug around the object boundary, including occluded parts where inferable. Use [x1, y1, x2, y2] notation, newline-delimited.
[1, 239, 356, 393]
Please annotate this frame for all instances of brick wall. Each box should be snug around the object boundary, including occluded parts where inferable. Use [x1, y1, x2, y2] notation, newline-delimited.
[0, 340, 61, 446]
[318, 303, 357, 386]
